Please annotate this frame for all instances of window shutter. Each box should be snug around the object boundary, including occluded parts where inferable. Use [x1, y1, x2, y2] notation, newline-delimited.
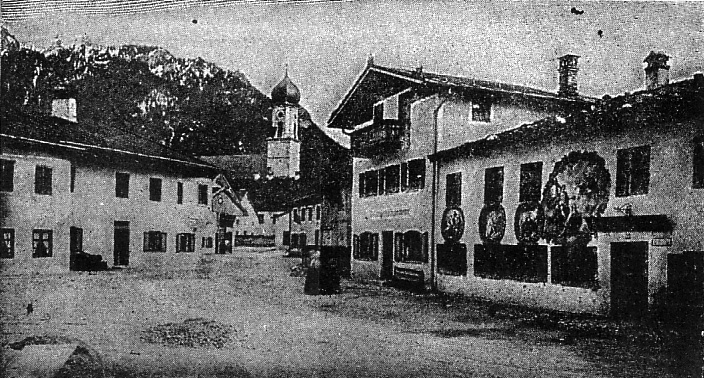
[161, 232, 167, 252]
[359, 173, 365, 197]
[176, 234, 181, 253]
[373, 233, 379, 260]
[422, 232, 429, 263]
[353, 234, 360, 259]
[401, 163, 408, 192]
[616, 149, 629, 196]
[394, 233, 403, 262]
[144, 232, 149, 251]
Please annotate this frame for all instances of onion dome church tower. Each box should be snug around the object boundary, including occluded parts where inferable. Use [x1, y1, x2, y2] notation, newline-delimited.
[267, 68, 301, 179]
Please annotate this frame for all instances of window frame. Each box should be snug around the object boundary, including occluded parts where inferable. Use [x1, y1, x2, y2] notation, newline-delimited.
[471, 97, 492, 123]
[0, 159, 14, 192]
[446, 172, 462, 208]
[32, 229, 53, 258]
[484, 166, 504, 204]
[116, 172, 130, 198]
[519, 162, 543, 203]
[177, 182, 184, 204]
[385, 165, 400, 194]
[149, 177, 162, 202]
[353, 232, 379, 261]
[407, 159, 426, 191]
[34, 165, 52, 195]
[616, 145, 651, 197]
[144, 231, 167, 252]
[198, 184, 208, 205]
[1, 228, 15, 259]
[176, 233, 196, 253]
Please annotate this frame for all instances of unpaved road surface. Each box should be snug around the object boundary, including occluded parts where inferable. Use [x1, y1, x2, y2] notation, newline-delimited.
[1, 248, 699, 377]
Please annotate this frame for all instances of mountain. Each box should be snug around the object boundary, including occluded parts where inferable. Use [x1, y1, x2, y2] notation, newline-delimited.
[1, 38, 273, 155]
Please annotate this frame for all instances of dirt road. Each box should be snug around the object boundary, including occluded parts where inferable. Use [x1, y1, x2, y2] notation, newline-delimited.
[1, 248, 698, 377]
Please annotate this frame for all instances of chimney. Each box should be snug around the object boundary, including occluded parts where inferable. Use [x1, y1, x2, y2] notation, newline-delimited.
[643, 51, 670, 90]
[558, 54, 579, 97]
[51, 87, 77, 123]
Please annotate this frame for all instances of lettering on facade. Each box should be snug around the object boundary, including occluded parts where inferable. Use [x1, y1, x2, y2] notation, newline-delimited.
[372, 208, 411, 219]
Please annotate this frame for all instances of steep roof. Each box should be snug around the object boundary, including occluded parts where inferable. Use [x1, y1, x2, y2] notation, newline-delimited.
[327, 62, 595, 130]
[1, 106, 214, 172]
[430, 75, 704, 161]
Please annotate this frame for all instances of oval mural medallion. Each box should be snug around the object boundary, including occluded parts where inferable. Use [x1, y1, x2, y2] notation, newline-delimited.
[478, 203, 506, 244]
[441, 207, 465, 243]
[514, 201, 544, 245]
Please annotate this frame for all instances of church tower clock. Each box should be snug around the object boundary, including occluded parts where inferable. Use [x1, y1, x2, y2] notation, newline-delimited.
[267, 69, 301, 178]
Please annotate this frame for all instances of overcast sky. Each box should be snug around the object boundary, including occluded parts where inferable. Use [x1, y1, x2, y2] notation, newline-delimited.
[4, 0, 704, 142]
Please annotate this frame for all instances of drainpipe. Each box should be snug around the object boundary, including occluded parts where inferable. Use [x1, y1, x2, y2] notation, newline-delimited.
[430, 90, 451, 292]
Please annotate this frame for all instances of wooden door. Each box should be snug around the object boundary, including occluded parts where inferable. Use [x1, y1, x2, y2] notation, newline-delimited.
[611, 242, 648, 319]
[114, 221, 130, 266]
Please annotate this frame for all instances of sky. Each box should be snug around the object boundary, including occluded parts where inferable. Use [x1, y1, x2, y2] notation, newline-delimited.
[3, 0, 704, 144]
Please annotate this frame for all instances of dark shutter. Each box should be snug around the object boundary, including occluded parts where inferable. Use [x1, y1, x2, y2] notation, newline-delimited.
[143, 232, 149, 251]
[353, 234, 360, 259]
[422, 232, 429, 263]
[394, 233, 403, 262]
[373, 233, 379, 260]
[401, 163, 409, 191]
[161, 232, 167, 252]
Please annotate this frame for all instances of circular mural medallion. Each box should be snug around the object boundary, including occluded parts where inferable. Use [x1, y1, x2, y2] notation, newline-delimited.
[514, 201, 544, 245]
[478, 203, 506, 244]
[441, 207, 465, 243]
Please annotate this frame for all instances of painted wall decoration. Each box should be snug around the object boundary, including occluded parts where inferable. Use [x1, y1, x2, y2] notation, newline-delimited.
[441, 207, 465, 243]
[514, 202, 544, 245]
[478, 203, 506, 244]
[541, 151, 611, 245]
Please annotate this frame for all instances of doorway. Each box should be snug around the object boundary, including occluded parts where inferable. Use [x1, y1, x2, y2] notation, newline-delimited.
[69, 227, 83, 270]
[114, 221, 130, 266]
[611, 242, 648, 319]
[381, 231, 394, 279]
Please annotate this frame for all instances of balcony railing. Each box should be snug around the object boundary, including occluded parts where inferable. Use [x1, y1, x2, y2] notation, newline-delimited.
[351, 119, 406, 158]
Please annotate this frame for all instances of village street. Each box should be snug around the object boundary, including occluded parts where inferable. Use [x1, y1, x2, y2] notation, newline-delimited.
[1, 247, 699, 378]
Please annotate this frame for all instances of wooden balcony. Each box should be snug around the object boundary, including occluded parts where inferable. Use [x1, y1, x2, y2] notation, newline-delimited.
[351, 119, 406, 158]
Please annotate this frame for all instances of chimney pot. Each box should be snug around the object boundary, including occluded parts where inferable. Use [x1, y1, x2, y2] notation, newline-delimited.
[643, 51, 670, 90]
[558, 54, 579, 97]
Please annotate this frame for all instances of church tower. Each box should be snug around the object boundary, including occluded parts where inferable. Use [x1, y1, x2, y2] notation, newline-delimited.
[267, 69, 301, 178]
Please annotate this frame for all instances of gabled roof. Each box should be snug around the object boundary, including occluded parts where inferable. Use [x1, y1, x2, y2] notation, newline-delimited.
[1, 106, 214, 171]
[327, 62, 595, 130]
[430, 75, 704, 162]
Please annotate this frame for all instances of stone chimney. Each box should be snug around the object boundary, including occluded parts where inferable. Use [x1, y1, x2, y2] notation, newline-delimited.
[558, 54, 579, 97]
[643, 51, 670, 90]
[51, 87, 77, 123]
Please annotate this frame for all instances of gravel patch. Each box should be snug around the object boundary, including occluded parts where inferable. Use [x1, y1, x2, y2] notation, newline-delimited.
[141, 318, 234, 348]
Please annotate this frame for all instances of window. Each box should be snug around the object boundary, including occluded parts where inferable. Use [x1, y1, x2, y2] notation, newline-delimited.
[358, 172, 365, 197]
[616, 145, 650, 197]
[316, 205, 321, 220]
[385, 165, 400, 194]
[551, 245, 598, 289]
[34, 166, 52, 195]
[407, 159, 425, 191]
[272, 215, 277, 224]
[397, 230, 428, 263]
[144, 231, 167, 252]
[378, 168, 386, 194]
[1, 228, 14, 258]
[307, 207, 313, 222]
[401, 163, 408, 191]
[519, 162, 543, 203]
[446, 172, 462, 208]
[201, 237, 213, 248]
[353, 232, 378, 261]
[176, 233, 195, 252]
[198, 184, 208, 205]
[0, 159, 14, 192]
[365, 171, 378, 197]
[70, 227, 83, 253]
[283, 231, 290, 245]
[373, 102, 384, 124]
[293, 209, 300, 223]
[484, 166, 504, 204]
[116, 172, 130, 198]
[694, 136, 704, 189]
[32, 229, 52, 258]
[149, 178, 162, 201]
[70, 165, 76, 193]
[177, 182, 184, 204]
[472, 97, 491, 122]
[257, 213, 265, 224]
